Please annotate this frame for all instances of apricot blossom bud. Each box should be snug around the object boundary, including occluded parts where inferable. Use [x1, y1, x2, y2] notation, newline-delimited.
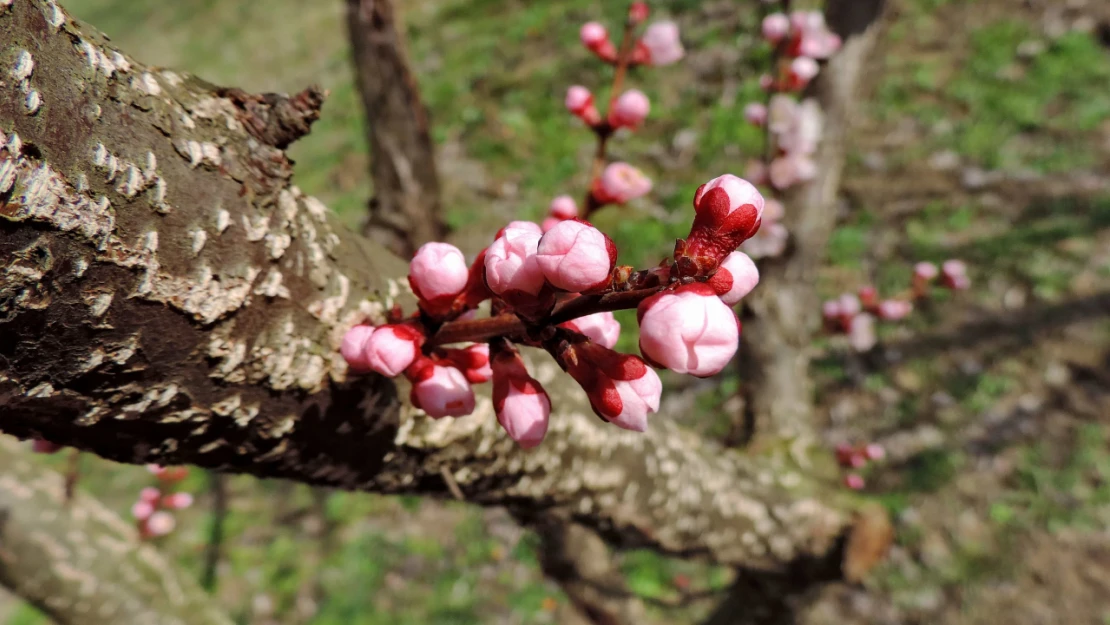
[709, 251, 760, 305]
[485, 227, 547, 297]
[146, 511, 176, 536]
[561, 342, 661, 432]
[914, 261, 939, 281]
[580, 22, 616, 61]
[409, 242, 469, 304]
[549, 195, 578, 220]
[609, 89, 650, 129]
[638, 283, 740, 377]
[560, 311, 621, 349]
[492, 347, 551, 448]
[743, 102, 768, 126]
[363, 324, 422, 377]
[682, 174, 765, 263]
[848, 313, 877, 352]
[164, 492, 194, 510]
[444, 343, 493, 384]
[594, 162, 653, 205]
[409, 360, 476, 418]
[340, 325, 376, 372]
[762, 12, 790, 42]
[789, 56, 820, 86]
[132, 501, 154, 521]
[843, 473, 865, 490]
[638, 21, 684, 66]
[941, 259, 970, 290]
[628, 1, 650, 24]
[536, 220, 617, 292]
[877, 300, 913, 321]
[565, 85, 601, 126]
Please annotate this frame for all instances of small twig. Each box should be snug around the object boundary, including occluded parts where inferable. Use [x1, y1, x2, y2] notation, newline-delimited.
[63, 450, 81, 504]
[439, 466, 465, 501]
[202, 472, 228, 592]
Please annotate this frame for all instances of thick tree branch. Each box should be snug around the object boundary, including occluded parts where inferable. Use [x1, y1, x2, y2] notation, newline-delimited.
[0, 437, 232, 625]
[0, 2, 849, 607]
[345, 0, 447, 257]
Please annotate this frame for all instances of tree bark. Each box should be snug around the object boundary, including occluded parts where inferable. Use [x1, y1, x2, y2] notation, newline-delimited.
[345, 0, 447, 257]
[0, 437, 232, 625]
[0, 0, 852, 612]
[734, 0, 887, 449]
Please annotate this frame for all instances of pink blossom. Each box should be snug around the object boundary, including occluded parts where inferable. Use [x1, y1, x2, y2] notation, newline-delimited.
[485, 227, 547, 297]
[743, 102, 768, 126]
[132, 501, 154, 521]
[914, 261, 939, 281]
[409, 361, 476, 418]
[775, 99, 823, 154]
[536, 220, 616, 292]
[864, 443, 886, 461]
[565, 85, 601, 126]
[594, 162, 653, 205]
[682, 174, 765, 262]
[941, 259, 970, 290]
[769, 153, 817, 189]
[708, 251, 760, 305]
[638, 21, 684, 66]
[495, 220, 543, 239]
[340, 325, 376, 372]
[146, 511, 176, 536]
[843, 473, 865, 490]
[789, 56, 820, 85]
[139, 487, 161, 504]
[560, 311, 621, 349]
[848, 313, 877, 352]
[759, 73, 774, 91]
[822, 299, 842, 324]
[628, 1, 650, 24]
[637, 283, 740, 377]
[838, 293, 862, 317]
[31, 439, 63, 454]
[443, 343, 492, 384]
[164, 492, 194, 510]
[792, 11, 841, 59]
[762, 13, 790, 43]
[409, 242, 469, 303]
[609, 89, 650, 129]
[492, 348, 551, 448]
[363, 324, 422, 377]
[877, 299, 913, 321]
[549, 195, 578, 220]
[562, 343, 661, 431]
[580, 21, 608, 47]
[767, 94, 799, 135]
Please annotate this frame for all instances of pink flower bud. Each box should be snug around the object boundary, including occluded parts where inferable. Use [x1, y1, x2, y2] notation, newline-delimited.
[139, 487, 161, 504]
[843, 473, 865, 490]
[822, 300, 841, 322]
[443, 343, 493, 384]
[848, 452, 868, 469]
[914, 261, 939, 281]
[638, 21, 684, 66]
[864, 443, 886, 461]
[877, 299, 913, 321]
[789, 56, 820, 85]
[164, 492, 194, 510]
[549, 195, 578, 220]
[580, 22, 608, 48]
[762, 13, 791, 42]
[628, 1, 650, 24]
[146, 511, 176, 536]
[409, 242, 470, 304]
[491, 348, 551, 448]
[708, 251, 760, 305]
[637, 283, 740, 377]
[759, 73, 774, 91]
[858, 286, 879, 310]
[848, 313, 877, 352]
[594, 162, 653, 205]
[560, 311, 621, 349]
[497, 220, 543, 238]
[146, 464, 166, 477]
[743, 102, 768, 126]
[485, 227, 547, 297]
[835, 443, 855, 467]
[562, 343, 661, 431]
[608, 89, 650, 129]
[363, 324, 422, 377]
[536, 220, 616, 292]
[132, 501, 154, 521]
[682, 174, 765, 263]
[340, 325, 376, 372]
[941, 259, 970, 290]
[565, 85, 601, 126]
[31, 439, 63, 454]
[409, 360, 476, 418]
[838, 293, 861, 317]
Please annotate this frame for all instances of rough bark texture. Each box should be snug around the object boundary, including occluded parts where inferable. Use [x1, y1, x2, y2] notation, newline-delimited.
[345, 0, 446, 257]
[0, 437, 232, 625]
[734, 0, 887, 449]
[0, 1, 852, 614]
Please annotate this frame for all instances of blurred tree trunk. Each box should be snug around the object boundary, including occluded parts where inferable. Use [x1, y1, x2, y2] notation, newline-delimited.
[345, 0, 447, 257]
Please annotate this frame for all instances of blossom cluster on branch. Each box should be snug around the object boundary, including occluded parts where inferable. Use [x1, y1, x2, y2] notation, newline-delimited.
[131, 465, 193, 540]
[341, 4, 763, 448]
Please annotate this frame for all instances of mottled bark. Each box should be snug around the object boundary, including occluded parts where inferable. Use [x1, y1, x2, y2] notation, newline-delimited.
[0, 437, 232, 625]
[345, 0, 446, 257]
[0, 2, 850, 614]
[734, 0, 887, 448]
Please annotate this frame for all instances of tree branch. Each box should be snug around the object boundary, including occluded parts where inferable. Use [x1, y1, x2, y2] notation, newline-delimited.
[0, 0, 848, 601]
[0, 437, 232, 625]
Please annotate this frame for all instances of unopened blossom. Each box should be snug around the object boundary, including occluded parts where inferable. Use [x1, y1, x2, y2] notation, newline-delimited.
[492, 347, 551, 448]
[536, 219, 617, 292]
[628, 1, 650, 24]
[789, 56, 820, 86]
[743, 102, 768, 126]
[877, 299, 913, 321]
[609, 89, 650, 129]
[565, 85, 601, 126]
[562, 342, 661, 431]
[132, 501, 155, 521]
[363, 324, 422, 377]
[864, 443, 886, 461]
[941, 259, 970, 290]
[638, 283, 740, 377]
[822, 299, 842, 326]
[594, 162, 653, 205]
[762, 12, 790, 43]
[340, 325, 376, 372]
[580, 21, 617, 61]
[839, 293, 862, 317]
[858, 286, 879, 310]
[843, 473, 866, 490]
[409, 242, 470, 303]
[560, 311, 621, 349]
[681, 174, 765, 263]
[848, 313, 877, 352]
[914, 261, 939, 280]
[638, 21, 684, 66]
[31, 439, 62, 454]
[146, 511, 176, 537]
[485, 227, 546, 297]
[163, 492, 194, 510]
[444, 343, 493, 384]
[790, 10, 842, 59]
[147, 465, 188, 482]
[409, 360, 476, 418]
[709, 251, 760, 305]
[139, 487, 161, 503]
[549, 195, 578, 220]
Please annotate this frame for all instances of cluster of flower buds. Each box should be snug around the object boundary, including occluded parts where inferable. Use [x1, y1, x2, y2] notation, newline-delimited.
[823, 259, 971, 352]
[341, 175, 764, 448]
[836, 442, 885, 490]
[132, 464, 192, 539]
[579, 3, 684, 67]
